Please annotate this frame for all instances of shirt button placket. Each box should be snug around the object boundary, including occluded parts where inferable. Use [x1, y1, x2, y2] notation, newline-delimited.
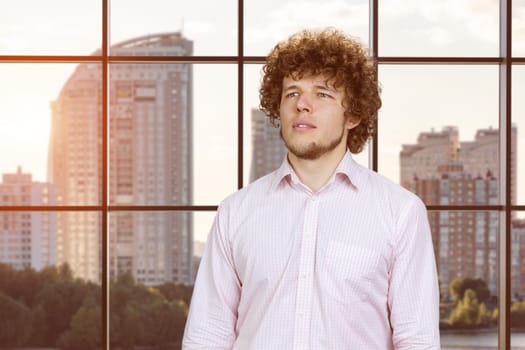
[293, 195, 319, 350]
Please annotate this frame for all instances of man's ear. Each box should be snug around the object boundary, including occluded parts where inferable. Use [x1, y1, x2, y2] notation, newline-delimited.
[345, 115, 360, 131]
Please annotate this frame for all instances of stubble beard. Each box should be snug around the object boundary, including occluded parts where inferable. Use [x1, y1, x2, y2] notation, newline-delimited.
[280, 127, 346, 160]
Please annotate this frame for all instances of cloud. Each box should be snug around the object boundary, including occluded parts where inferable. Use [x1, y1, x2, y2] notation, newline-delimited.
[514, 4, 525, 54]
[430, 26, 453, 46]
[245, 0, 369, 54]
[184, 20, 215, 36]
[381, 0, 499, 51]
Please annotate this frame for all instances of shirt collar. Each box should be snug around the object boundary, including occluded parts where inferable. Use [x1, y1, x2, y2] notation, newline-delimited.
[269, 150, 364, 193]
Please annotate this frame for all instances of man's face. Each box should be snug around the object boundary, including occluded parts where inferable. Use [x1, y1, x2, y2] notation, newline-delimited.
[279, 74, 358, 160]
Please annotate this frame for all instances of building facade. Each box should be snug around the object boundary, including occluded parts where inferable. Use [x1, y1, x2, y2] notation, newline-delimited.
[249, 108, 287, 182]
[48, 33, 194, 284]
[512, 219, 525, 299]
[403, 126, 518, 297]
[0, 167, 56, 270]
[411, 164, 498, 295]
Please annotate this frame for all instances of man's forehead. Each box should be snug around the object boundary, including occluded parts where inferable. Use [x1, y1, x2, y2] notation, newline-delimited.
[282, 74, 339, 89]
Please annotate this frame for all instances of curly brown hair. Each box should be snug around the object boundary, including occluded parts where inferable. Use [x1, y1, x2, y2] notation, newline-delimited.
[259, 28, 381, 154]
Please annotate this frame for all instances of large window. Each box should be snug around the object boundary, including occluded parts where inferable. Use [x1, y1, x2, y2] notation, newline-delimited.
[0, 0, 523, 349]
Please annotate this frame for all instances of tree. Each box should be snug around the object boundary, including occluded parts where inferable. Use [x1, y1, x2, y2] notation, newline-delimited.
[461, 278, 490, 303]
[57, 297, 101, 350]
[511, 300, 525, 328]
[155, 282, 193, 306]
[34, 277, 99, 346]
[108, 274, 189, 349]
[449, 277, 491, 304]
[449, 288, 490, 328]
[0, 292, 32, 348]
[449, 277, 462, 302]
[138, 299, 188, 348]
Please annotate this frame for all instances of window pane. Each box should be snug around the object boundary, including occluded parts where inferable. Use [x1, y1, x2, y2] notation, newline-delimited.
[193, 65, 238, 204]
[243, 64, 286, 184]
[378, 65, 500, 206]
[109, 63, 237, 206]
[244, 0, 369, 56]
[110, 0, 237, 56]
[429, 210, 499, 348]
[513, 65, 525, 205]
[0, 211, 101, 349]
[193, 211, 215, 256]
[0, 1, 101, 55]
[512, 211, 525, 349]
[379, 0, 499, 57]
[514, 0, 525, 57]
[109, 211, 192, 284]
[243, 64, 371, 186]
[108, 211, 194, 348]
[0, 63, 101, 206]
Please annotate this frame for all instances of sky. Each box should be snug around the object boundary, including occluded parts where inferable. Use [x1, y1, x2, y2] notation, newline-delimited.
[0, 0, 524, 243]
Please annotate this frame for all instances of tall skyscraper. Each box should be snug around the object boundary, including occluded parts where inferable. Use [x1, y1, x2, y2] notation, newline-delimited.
[401, 126, 517, 203]
[48, 32, 194, 284]
[412, 164, 498, 295]
[402, 126, 518, 297]
[249, 108, 287, 182]
[512, 219, 525, 298]
[0, 167, 56, 270]
[400, 126, 459, 189]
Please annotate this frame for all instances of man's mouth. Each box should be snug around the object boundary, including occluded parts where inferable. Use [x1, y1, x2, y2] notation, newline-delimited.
[293, 121, 316, 129]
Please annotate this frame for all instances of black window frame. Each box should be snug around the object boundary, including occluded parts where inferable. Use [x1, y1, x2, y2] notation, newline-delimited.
[0, 0, 524, 348]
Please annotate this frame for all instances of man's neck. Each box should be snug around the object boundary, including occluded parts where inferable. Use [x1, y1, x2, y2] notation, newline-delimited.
[288, 147, 347, 193]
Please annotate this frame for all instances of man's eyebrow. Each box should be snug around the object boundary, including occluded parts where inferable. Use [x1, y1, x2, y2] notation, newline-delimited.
[314, 84, 337, 93]
[282, 84, 299, 91]
[282, 84, 338, 92]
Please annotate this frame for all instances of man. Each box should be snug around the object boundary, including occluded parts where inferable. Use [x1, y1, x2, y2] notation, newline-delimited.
[183, 29, 440, 349]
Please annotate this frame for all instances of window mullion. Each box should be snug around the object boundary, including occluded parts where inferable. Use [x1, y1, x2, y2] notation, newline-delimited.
[498, 0, 512, 349]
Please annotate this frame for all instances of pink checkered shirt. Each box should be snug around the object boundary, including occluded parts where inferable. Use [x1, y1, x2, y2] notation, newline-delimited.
[183, 151, 440, 349]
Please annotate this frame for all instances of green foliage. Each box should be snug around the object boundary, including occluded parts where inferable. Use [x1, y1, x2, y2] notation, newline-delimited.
[449, 277, 462, 302]
[57, 297, 102, 350]
[155, 282, 193, 306]
[34, 278, 99, 346]
[491, 307, 499, 324]
[449, 277, 491, 304]
[0, 263, 190, 349]
[138, 299, 188, 348]
[0, 292, 33, 348]
[109, 273, 189, 349]
[511, 300, 525, 328]
[448, 289, 492, 328]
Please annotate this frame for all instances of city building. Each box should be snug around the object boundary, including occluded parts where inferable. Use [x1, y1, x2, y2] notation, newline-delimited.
[412, 163, 498, 295]
[403, 126, 518, 297]
[48, 33, 194, 285]
[400, 126, 459, 189]
[0, 166, 56, 270]
[512, 218, 525, 299]
[249, 108, 287, 182]
[401, 126, 517, 203]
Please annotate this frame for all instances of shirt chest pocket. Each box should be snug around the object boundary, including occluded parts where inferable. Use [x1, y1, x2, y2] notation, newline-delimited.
[321, 241, 382, 303]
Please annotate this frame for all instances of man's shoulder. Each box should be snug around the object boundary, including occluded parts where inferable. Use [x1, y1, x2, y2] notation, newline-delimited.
[356, 163, 423, 207]
[219, 170, 279, 210]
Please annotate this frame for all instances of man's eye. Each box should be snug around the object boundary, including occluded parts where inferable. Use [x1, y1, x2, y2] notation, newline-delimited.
[285, 92, 299, 98]
[318, 92, 332, 98]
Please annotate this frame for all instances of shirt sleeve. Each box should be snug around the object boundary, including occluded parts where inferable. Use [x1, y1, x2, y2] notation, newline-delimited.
[182, 207, 241, 349]
[388, 196, 441, 350]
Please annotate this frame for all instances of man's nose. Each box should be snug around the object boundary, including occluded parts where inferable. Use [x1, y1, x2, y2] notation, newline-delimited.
[296, 93, 312, 112]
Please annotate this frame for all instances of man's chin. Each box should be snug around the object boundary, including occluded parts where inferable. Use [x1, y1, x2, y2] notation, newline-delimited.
[288, 145, 324, 160]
